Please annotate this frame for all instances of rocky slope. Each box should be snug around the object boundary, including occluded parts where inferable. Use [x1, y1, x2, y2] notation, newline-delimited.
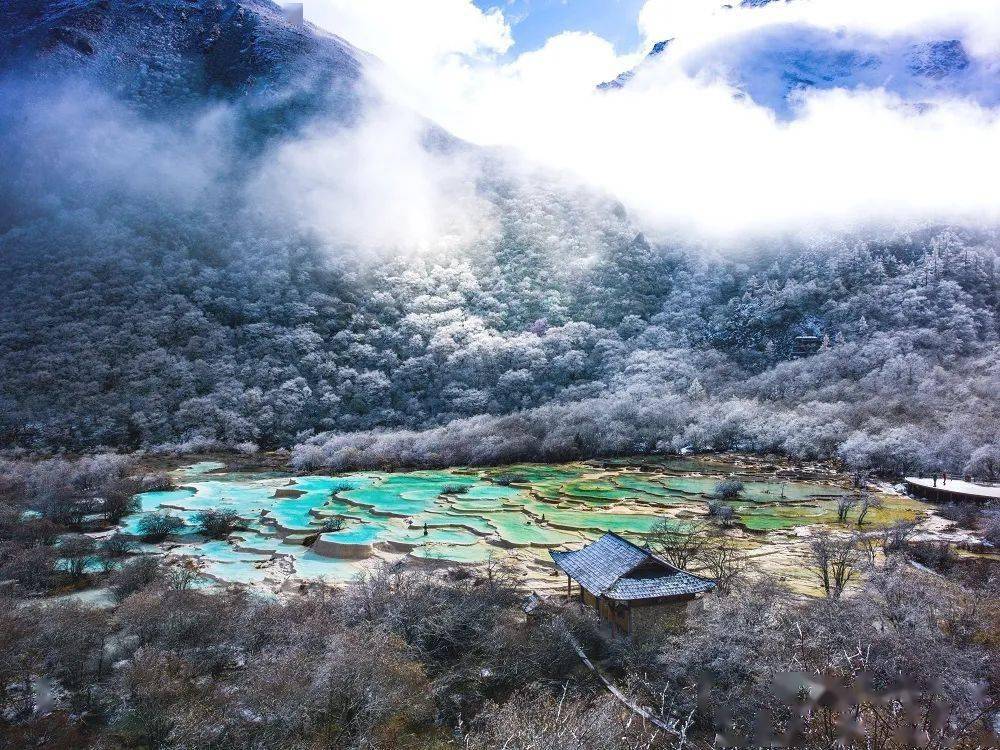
[0, 0, 368, 131]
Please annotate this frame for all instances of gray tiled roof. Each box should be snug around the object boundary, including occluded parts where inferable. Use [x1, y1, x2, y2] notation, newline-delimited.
[550, 532, 648, 593]
[550, 532, 715, 602]
[604, 570, 715, 600]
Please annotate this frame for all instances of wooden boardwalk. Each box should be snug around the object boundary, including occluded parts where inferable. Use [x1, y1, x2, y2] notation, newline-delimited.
[905, 477, 1000, 503]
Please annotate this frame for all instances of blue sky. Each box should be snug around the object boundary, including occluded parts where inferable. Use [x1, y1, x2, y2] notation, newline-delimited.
[473, 0, 650, 55]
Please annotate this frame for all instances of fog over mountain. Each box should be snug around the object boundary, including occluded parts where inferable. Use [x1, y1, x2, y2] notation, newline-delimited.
[1, 0, 998, 477]
[313, 0, 1000, 241]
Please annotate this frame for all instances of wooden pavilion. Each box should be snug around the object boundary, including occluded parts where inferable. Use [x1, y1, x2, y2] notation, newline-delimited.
[550, 532, 715, 639]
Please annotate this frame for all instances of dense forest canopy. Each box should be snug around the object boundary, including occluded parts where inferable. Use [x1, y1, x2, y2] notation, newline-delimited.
[0, 0, 998, 477]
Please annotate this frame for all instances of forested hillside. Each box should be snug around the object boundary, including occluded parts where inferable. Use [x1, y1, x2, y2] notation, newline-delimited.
[1, 0, 998, 476]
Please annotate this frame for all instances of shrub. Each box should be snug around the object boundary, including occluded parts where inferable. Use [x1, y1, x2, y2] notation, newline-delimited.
[706, 500, 736, 525]
[319, 515, 346, 533]
[140, 473, 174, 492]
[102, 532, 135, 559]
[164, 560, 205, 591]
[907, 540, 955, 572]
[103, 485, 142, 524]
[99, 532, 136, 573]
[59, 534, 97, 581]
[939, 502, 980, 528]
[881, 520, 918, 556]
[110, 557, 162, 601]
[714, 479, 744, 499]
[982, 513, 1000, 548]
[493, 473, 527, 486]
[0, 543, 58, 592]
[192, 509, 242, 539]
[136, 513, 186, 542]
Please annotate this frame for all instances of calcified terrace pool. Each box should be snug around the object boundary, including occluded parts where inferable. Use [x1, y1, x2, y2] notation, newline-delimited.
[123, 457, 920, 589]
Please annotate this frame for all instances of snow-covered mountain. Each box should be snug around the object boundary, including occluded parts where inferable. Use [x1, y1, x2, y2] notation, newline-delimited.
[597, 38, 672, 91]
[599, 11, 998, 118]
[696, 30, 996, 117]
[0, 0, 368, 130]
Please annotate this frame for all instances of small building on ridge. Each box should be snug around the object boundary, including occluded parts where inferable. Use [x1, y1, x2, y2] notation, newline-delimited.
[550, 532, 715, 639]
[793, 335, 822, 357]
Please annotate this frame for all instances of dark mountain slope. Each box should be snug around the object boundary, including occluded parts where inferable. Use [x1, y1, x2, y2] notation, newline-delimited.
[0, 0, 367, 134]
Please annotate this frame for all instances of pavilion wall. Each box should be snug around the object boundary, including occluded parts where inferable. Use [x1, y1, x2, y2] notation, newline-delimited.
[628, 597, 692, 640]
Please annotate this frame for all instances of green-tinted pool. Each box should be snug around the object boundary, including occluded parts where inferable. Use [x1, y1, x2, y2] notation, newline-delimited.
[124, 458, 906, 585]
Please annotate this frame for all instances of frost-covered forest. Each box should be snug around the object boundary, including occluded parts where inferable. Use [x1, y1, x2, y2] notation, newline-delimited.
[4, 190, 998, 476]
[1, 0, 999, 476]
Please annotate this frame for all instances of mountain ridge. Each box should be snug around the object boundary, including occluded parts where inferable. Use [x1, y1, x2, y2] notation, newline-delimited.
[597, 18, 996, 118]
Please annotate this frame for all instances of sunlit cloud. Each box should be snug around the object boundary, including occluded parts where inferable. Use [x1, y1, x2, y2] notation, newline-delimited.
[305, 0, 1000, 244]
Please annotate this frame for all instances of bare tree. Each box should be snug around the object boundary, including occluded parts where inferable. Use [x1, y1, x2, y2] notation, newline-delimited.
[648, 519, 708, 570]
[856, 492, 884, 526]
[698, 537, 750, 595]
[881, 520, 918, 556]
[853, 531, 878, 567]
[836, 495, 859, 523]
[481, 550, 524, 594]
[809, 532, 860, 598]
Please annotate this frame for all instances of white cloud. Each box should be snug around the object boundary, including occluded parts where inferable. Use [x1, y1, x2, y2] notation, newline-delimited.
[304, 0, 1000, 243]
[249, 102, 496, 254]
[638, 0, 723, 40]
[306, 0, 512, 97]
[639, 0, 1000, 55]
[422, 30, 637, 148]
